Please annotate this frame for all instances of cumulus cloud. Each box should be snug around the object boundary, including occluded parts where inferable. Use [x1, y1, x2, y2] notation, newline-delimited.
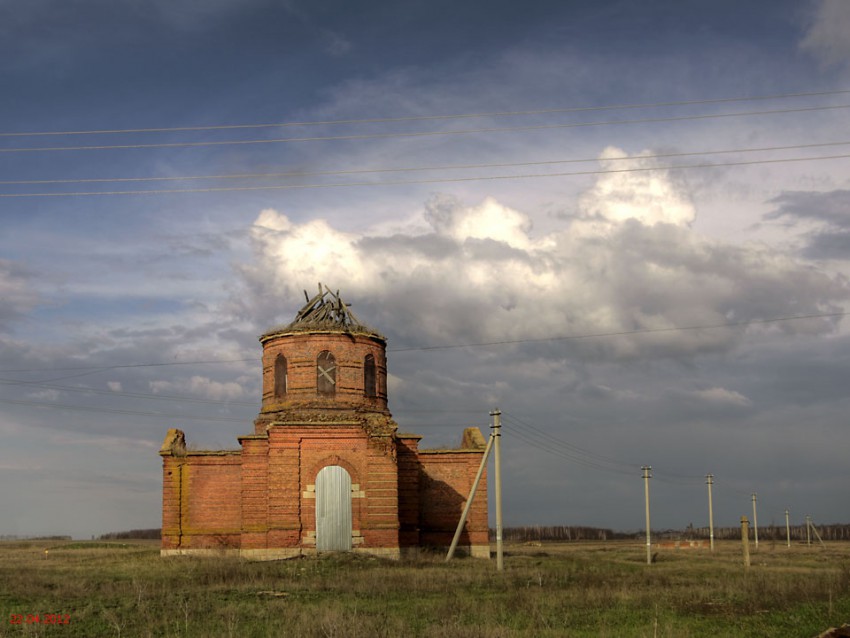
[577, 146, 696, 227]
[0, 260, 38, 333]
[46, 432, 160, 452]
[799, 0, 850, 69]
[149, 375, 247, 401]
[321, 29, 352, 56]
[236, 150, 848, 363]
[802, 232, 850, 261]
[424, 195, 534, 248]
[27, 389, 60, 402]
[688, 387, 752, 408]
[766, 190, 850, 227]
[765, 190, 850, 260]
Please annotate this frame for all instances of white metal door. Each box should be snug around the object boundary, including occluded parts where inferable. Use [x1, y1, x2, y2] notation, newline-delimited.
[316, 465, 352, 551]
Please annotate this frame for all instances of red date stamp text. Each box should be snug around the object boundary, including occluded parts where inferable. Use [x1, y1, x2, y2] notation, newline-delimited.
[9, 614, 71, 625]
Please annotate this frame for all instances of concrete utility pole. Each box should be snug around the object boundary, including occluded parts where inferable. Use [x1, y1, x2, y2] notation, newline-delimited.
[642, 466, 652, 565]
[808, 518, 826, 547]
[706, 474, 715, 552]
[751, 493, 759, 550]
[806, 515, 812, 546]
[785, 508, 791, 548]
[741, 516, 751, 569]
[492, 409, 503, 572]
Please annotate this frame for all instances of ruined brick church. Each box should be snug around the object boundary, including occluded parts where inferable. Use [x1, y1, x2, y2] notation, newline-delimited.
[160, 286, 489, 559]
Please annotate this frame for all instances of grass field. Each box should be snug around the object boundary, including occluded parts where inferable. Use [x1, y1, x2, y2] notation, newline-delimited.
[1, 539, 848, 637]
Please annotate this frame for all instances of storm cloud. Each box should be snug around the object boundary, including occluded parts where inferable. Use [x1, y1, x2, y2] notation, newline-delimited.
[239, 153, 848, 363]
[766, 190, 850, 260]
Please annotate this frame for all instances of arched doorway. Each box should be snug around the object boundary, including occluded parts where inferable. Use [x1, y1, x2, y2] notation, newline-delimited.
[316, 465, 352, 551]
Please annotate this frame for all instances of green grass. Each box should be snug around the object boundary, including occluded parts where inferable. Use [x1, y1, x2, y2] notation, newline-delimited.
[1, 540, 848, 637]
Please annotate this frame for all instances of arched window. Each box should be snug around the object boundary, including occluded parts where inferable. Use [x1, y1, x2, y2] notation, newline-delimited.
[317, 351, 336, 396]
[364, 354, 376, 398]
[274, 354, 287, 398]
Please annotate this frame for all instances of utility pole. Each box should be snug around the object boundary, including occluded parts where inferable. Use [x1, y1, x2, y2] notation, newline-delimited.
[751, 493, 759, 550]
[806, 515, 812, 546]
[642, 466, 652, 565]
[445, 425, 494, 562]
[785, 508, 791, 548]
[741, 516, 751, 569]
[706, 474, 715, 552]
[492, 409, 503, 572]
[808, 517, 826, 547]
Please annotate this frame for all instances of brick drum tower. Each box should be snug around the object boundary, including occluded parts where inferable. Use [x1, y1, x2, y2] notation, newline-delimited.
[160, 285, 490, 559]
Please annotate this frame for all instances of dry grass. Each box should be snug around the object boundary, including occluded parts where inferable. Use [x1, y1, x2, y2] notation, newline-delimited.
[1, 540, 848, 637]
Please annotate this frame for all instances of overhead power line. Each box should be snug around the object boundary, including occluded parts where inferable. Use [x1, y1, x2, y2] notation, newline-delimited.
[0, 397, 246, 423]
[2, 104, 848, 153]
[0, 377, 257, 407]
[502, 412, 721, 484]
[651, 471, 707, 485]
[2, 87, 848, 138]
[0, 358, 253, 374]
[504, 424, 636, 476]
[502, 412, 635, 474]
[3, 139, 847, 186]
[1, 311, 844, 375]
[3, 152, 849, 198]
[389, 312, 848, 352]
[0, 376, 490, 413]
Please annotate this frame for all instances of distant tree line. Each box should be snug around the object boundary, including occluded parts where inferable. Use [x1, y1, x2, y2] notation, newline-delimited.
[684, 524, 850, 542]
[495, 523, 850, 542]
[98, 528, 161, 540]
[494, 526, 631, 542]
[0, 535, 72, 541]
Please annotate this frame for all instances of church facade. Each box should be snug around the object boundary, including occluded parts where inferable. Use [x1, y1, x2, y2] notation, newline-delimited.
[160, 286, 490, 559]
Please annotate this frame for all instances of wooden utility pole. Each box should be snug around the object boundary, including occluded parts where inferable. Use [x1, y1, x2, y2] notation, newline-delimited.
[751, 493, 759, 550]
[806, 515, 812, 546]
[492, 409, 503, 572]
[785, 508, 791, 548]
[706, 474, 715, 552]
[642, 466, 652, 565]
[741, 516, 751, 569]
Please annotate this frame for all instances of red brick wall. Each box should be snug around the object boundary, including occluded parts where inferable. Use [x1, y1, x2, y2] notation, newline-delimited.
[397, 436, 422, 548]
[163, 421, 407, 553]
[260, 332, 388, 416]
[161, 452, 242, 550]
[362, 434, 400, 548]
[239, 435, 270, 549]
[162, 427, 488, 554]
[297, 425, 370, 545]
[161, 456, 182, 550]
[290, 424, 400, 549]
[161, 322, 489, 559]
[418, 450, 489, 549]
[266, 432, 301, 547]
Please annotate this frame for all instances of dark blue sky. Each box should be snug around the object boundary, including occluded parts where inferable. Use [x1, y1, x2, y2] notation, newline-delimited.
[0, 0, 820, 127]
[0, 0, 848, 537]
